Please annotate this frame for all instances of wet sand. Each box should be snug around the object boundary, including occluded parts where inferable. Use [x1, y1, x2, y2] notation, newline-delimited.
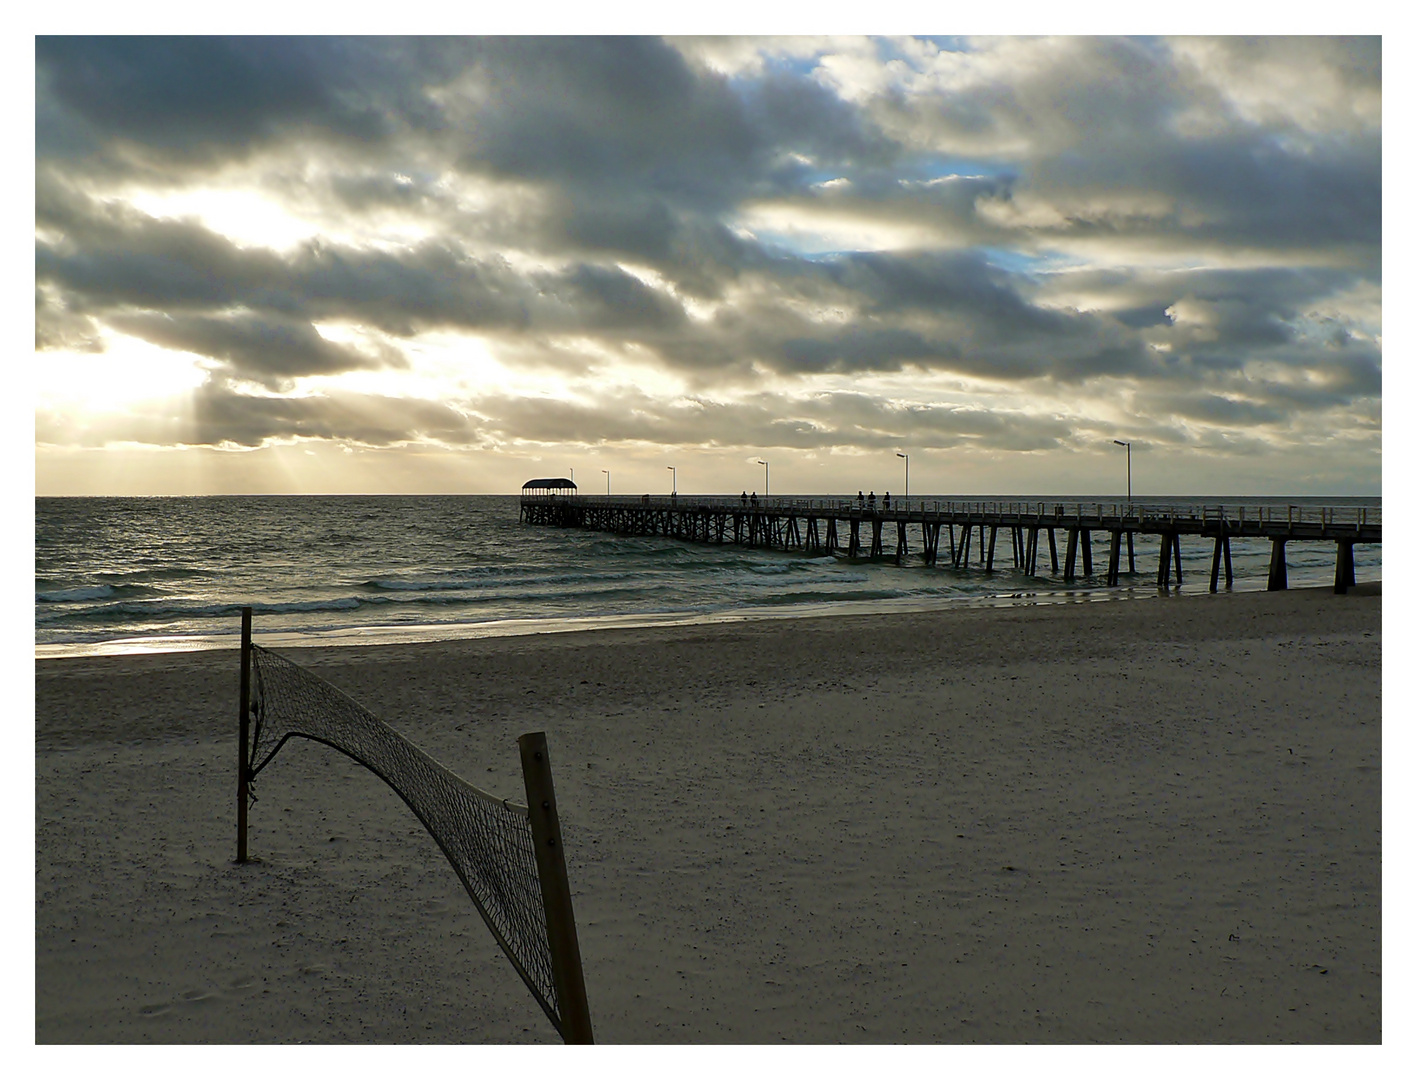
[35, 586, 1381, 1042]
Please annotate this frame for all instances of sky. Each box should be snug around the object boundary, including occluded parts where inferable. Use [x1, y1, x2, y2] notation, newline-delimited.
[33, 32, 1382, 497]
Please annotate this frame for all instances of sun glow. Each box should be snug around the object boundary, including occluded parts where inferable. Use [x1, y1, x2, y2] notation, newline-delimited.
[35, 333, 211, 414]
[126, 187, 322, 251]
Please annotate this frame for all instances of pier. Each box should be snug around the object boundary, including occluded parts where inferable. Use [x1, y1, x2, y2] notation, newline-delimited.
[520, 486, 1381, 594]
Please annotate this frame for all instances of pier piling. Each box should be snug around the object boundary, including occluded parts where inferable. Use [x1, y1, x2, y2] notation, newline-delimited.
[1334, 540, 1356, 594]
[1268, 539, 1288, 591]
[1107, 530, 1122, 587]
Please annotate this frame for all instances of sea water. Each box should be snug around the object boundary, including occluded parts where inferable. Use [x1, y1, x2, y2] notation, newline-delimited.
[35, 494, 1381, 657]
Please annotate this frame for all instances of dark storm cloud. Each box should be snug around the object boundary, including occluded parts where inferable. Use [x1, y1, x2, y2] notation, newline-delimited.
[775, 326, 950, 373]
[1019, 133, 1381, 257]
[458, 37, 757, 202]
[455, 38, 894, 208]
[108, 311, 403, 386]
[829, 251, 1058, 324]
[474, 388, 1077, 455]
[544, 264, 688, 333]
[188, 381, 479, 447]
[34, 378, 482, 451]
[35, 36, 462, 163]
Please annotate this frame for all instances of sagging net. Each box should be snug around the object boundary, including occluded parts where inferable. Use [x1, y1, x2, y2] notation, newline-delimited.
[246, 644, 563, 1034]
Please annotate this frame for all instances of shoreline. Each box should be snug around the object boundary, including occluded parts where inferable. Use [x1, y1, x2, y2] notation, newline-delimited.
[37, 586, 1381, 1042]
[34, 577, 1381, 662]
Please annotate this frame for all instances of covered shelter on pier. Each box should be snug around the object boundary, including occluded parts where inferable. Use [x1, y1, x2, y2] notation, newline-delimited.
[521, 478, 578, 496]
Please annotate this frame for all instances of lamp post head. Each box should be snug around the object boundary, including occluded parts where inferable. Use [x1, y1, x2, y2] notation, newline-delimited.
[1113, 440, 1128, 447]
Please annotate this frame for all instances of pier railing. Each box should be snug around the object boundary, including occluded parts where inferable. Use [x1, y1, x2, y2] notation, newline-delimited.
[523, 494, 1380, 531]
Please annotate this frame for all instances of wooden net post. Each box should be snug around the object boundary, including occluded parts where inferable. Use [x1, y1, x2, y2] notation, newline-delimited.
[236, 606, 252, 863]
[518, 731, 594, 1044]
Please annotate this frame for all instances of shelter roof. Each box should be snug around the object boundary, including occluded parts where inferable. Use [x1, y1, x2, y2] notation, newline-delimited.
[521, 478, 578, 492]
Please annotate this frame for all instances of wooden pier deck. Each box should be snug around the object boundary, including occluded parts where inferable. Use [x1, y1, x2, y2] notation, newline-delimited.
[520, 495, 1381, 594]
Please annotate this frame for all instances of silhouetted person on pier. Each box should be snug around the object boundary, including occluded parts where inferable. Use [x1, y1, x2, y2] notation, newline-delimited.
[858, 491, 864, 508]
[741, 492, 748, 506]
[884, 492, 891, 510]
[868, 491, 876, 511]
[751, 492, 758, 506]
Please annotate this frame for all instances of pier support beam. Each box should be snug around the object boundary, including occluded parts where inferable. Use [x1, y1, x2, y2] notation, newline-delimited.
[1048, 529, 1059, 574]
[1156, 532, 1183, 588]
[895, 521, 908, 565]
[1209, 535, 1233, 593]
[1334, 540, 1356, 594]
[1127, 532, 1136, 574]
[848, 519, 860, 559]
[1267, 538, 1288, 591]
[1106, 530, 1122, 587]
[825, 517, 838, 555]
[1064, 528, 1078, 581]
[870, 518, 883, 558]
[1080, 529, 1093, 577]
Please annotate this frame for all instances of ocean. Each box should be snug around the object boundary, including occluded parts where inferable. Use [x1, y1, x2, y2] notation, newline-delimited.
[35, 494, 1381, 658]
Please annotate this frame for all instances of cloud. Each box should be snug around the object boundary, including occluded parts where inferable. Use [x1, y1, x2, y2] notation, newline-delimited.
[35, 36, 461, 164]
[107, 311, 404, 386]
[470, 387, 1079, 455]
[34, 35, 1380, 493]
[189, 381, 479, 447]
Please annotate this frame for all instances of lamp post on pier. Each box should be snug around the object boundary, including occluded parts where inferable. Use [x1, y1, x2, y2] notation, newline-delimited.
[757, 459, 769, 498]
[896, 452, 909, 499]
[1113, 440, 1131, 504]
[667, 465, 676, 496]
[601, 469, 610, 496]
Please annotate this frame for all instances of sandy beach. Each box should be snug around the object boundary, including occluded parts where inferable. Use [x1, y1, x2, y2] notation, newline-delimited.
[35, 586, 1380, 1043]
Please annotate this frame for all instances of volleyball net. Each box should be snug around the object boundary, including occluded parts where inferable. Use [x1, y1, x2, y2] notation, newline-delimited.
[234, 610, 592, 1042]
